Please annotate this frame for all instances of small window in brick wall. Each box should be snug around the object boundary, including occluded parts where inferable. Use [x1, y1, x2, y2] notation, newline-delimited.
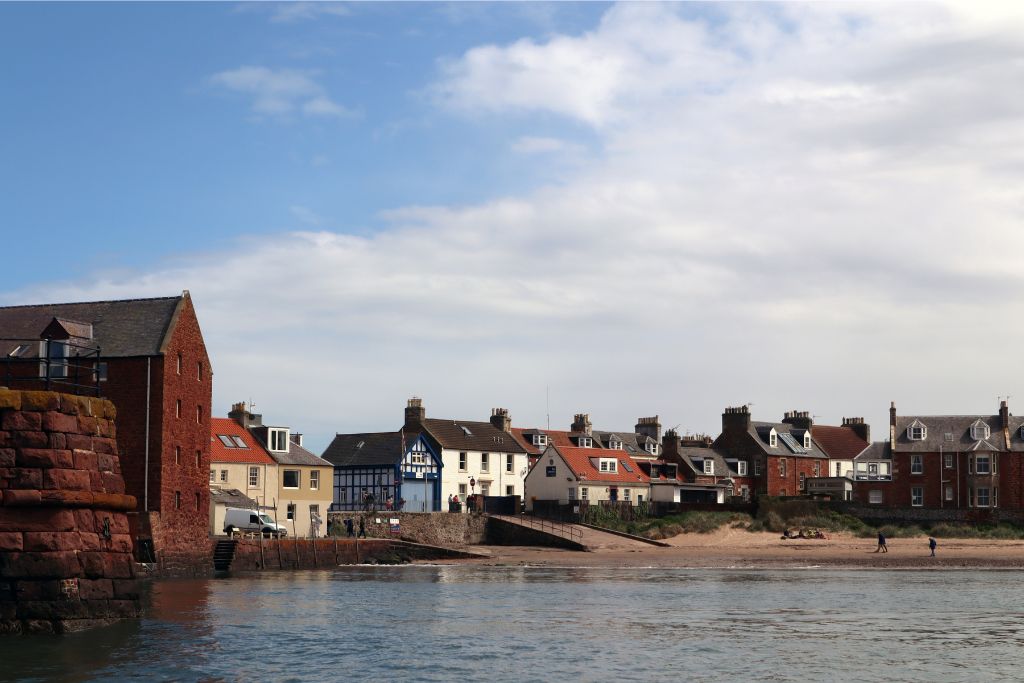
[176, 399, 181, 418]
[176, 354, 182, 375]
[195, 450, 200, 468]
[196, 404, 203, 424]
[195, 492, 201, 510]
[197, 361, 203, 381]
[174, 446, 180, 465]
[175, 491, 181, 509]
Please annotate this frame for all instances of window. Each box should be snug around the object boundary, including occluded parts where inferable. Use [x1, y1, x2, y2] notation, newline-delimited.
[799, 473, 806, 490]
[994, 487, 999, 507]
[769, 430, 778, 448]
[338, 489, 348, 504]
[568, 488, 576, 501]
[459, 452, 467, 471]
[737, 461, 748, 476]
[231, 436, 247, 448]
[269, 429, 289, 452]
[458, 483, 467, 496]
[623, 488, 631, 501]
[310, 504, 320, 522]
[175, 399, 181, 418]
[944, 432, 953, 442]
[220, 469, 228, 482]
[480, 483, 490, 496]
[908, 424, 926, 440]
[779, 458, 787, 477]
[40, 340, 68, 379]
[754, 459, 762, 476]
[911, 487, 923, 507]
[609, 438, 622, 450]
[532, 434, 548, 446]
[580, 487, 589, 500]
[8, 343, 30, 358]
[911, 455, 923, 474]
[283, 470, 300, 489]
[481, 453, 489, 472]
[218, 434, 235, 448]
[869, 490, 883, 504]
[976, 487, 990, 507]
[945, 485, 954, 502]
[976, 455, 991, 475]
[803, 433, 811, 449]
[971, 422, 991, 441]
[310, 470, 320, 490]
[836, 462, 843, 477]
[993, 453, 999, 474]
[195, 450, 200, 468]
[196, 404, 203, 423]
[868, 463, 878, 475]
[287, 504, 296, 520]
[506, 454, 513, 473]
[703, 459, 714, 475]
[248, 466, 259, 488]
[197, 361, 203, 381]
[599, 459, 617, 473]
[646, 442, 659, 455]
[209, 469, 215, 483]
[174, 446, 180, 465]
[506, 485, 515, 495]
[944, 452, 953, 468]
[195, 492, 201, 510]
[813, 461, 820, 477]
[175, 491, 181, 509]
[176, 353, 182, 375]
[578, 437, 593, 448]
[96, 362, 108, 382]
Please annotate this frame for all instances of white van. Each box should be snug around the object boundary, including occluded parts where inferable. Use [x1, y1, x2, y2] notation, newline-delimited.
[223, 508, 288, 537]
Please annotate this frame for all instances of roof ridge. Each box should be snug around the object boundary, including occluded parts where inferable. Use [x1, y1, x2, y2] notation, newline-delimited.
[0, 295, 180, 311]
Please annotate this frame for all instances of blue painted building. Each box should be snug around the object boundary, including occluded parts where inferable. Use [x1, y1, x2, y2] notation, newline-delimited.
[321, 431, 442, 512]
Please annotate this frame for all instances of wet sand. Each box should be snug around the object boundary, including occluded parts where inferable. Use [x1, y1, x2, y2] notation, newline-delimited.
[449, 528, 1024, 569]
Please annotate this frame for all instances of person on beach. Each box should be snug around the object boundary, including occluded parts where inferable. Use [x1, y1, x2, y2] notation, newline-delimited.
[876, 531, 888, 553]
[358, 517, 367, 538]
[929, 537, 937, 557]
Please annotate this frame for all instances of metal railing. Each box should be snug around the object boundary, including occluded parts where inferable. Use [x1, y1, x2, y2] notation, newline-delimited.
[0, 337, 103, 396]
[494, 513, 584, 544]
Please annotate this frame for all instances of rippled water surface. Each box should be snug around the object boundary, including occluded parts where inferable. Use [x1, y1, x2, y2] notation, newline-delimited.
[4, 566, 1024, 682]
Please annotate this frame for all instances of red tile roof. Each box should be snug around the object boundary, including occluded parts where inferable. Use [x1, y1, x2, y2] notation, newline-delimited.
[811, 425, 868, 461]
[211, 418, 275, 465]
[557, 446, 650, 484]
[510, 428, 542, 455]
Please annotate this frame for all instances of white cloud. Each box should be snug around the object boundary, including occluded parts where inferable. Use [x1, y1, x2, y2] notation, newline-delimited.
[268, 2, 350, 23]
[510, 136, 583, 155]
[13, 2, 1024, 449]
[209, 66, 350, 118]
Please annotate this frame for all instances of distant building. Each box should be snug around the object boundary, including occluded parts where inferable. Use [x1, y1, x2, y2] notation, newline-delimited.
[525, 443, 650, 508]
[0, 292, 212, 573]
[209, 416, 279, 531]
[322, 431, 442, 512]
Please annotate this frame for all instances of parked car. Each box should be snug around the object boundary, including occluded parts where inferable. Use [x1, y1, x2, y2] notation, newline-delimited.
[223, 507, 288, 537]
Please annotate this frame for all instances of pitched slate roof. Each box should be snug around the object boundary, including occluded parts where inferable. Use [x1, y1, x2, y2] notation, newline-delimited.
[419, 418, 526, 454]
[892, 414, 1024, 453]
[0, 296, 183, 357]
[321, 432, 407, 467]
[676, 447, 735, 477]
[811, 425, 868, 461]
[210, 488, 259, 508]
[210, 417, 275, 465]
[269, 440, 332, 467]
[593, 430, 651, 457]
[510, 427, 544, 456]
[745, 421, 828, 459]
[556, 446, 650, 485]
[854, 441, 891, 461]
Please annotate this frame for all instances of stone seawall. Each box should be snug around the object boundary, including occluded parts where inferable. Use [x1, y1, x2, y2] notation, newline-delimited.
[327, 511, 488, 546]
[829, 502, 1024, 525]
[0, 389, 141, 633]
[228, 538, 481, 571]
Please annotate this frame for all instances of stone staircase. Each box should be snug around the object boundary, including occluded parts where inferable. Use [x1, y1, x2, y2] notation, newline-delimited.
[213, 539, 238, 572]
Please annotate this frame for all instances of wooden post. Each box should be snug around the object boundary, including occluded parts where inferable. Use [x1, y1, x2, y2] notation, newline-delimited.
[277, 539, 283, 569]
[294, 539, 300, 567]
[334, 538, 339, 565]
[312, 538, 318, 567]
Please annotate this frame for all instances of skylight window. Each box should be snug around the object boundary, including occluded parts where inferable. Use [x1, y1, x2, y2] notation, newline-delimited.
[460, 425, 473, 436]
[620, 459, 633, 473]
[231, 436, 248, 449]
[217, 435, 235, 448]
[7, 344, 30, 358]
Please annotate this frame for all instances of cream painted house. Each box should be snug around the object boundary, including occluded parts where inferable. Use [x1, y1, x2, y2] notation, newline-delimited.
[209, 416, 280, 535]
[525, 444, 651, 509]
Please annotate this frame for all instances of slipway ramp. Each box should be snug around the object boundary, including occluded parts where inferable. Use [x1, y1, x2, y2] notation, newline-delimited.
[489, 515, 659, 551]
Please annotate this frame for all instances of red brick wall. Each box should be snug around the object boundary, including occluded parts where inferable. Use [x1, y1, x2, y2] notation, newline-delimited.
[762, 455, 828, 497]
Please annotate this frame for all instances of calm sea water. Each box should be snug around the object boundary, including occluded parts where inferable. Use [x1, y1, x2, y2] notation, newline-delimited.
[2, 566, 1023, 682]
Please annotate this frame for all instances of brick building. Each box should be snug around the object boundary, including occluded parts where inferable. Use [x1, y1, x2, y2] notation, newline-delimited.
[658, 431, 755, 502]
[853, 401, 1024, 511]
[0, 293, 213, 573]
[712, 406, 830, 497]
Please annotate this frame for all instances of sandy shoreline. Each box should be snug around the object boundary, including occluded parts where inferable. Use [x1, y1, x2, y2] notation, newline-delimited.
[436, 528, 1024, 570]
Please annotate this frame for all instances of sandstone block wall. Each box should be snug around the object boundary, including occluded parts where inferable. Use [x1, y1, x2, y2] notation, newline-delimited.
[327, 511, 488, 546]
[0, 389, 141, 634]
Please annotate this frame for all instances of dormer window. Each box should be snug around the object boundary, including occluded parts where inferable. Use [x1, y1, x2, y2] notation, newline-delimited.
[578, 436, 593, 448]
[645, 442, 659, 455]
[268, 428, 290, 452]
[609, 438, 623, 450]
[703, 459, 714, 475]
[40, 340, 68, 379]
[532, 434, 548, 447]
[769, 429, 778, 448]
[907, 422, 926, 441]
[598, 458, 617, 473]
[803, 433, 811, 449]
[970, 421, 990, 441]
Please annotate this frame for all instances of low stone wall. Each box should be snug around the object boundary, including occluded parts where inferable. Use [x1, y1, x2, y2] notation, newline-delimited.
[485, 517, 585, 550]
[829, 502, 1024, 525]
[229, 538, 480, 571]
[0, 389, 141, 633]
[327, 511, 488, 546]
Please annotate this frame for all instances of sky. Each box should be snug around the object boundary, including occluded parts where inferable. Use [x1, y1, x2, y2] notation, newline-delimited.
[3, 1, 1024, 454]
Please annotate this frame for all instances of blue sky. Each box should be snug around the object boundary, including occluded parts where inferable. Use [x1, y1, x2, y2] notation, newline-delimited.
[3, 2, 1024, 452]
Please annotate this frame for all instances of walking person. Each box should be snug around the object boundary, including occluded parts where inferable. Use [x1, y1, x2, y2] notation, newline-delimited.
[358, 517, 367, 538]
[929, 537, 937, 557]
[344, 518, 354, 538]
[876, 531, 888, 553]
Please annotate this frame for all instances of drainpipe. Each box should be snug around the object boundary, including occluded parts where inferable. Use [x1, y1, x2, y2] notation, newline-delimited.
[143, 357, 151, 511]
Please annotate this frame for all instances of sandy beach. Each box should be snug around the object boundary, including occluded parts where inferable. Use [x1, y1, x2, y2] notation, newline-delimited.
[455, 528, 1024, 569]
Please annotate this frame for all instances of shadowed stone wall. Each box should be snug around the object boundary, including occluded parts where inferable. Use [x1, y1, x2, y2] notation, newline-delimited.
[0, 389, 141, 634]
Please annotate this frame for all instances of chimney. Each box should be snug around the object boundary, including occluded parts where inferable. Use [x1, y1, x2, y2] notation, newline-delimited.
[782, 410, 813, 431]
[722, 405, 751, 434]
[662, 429, 682, 457]
[571, 413, 592, 436]
[290, 433, 303, 447]
[889, 401, 897, 444]
[490, 407, 511, 433]
[1000, 400, 1010, 430]
[228, 401, 261, 428]
[635, 416, 662, 443]
[405, 397, 425, 430]
[841, 417, 870, 443]
[681, 434, 714, 448]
